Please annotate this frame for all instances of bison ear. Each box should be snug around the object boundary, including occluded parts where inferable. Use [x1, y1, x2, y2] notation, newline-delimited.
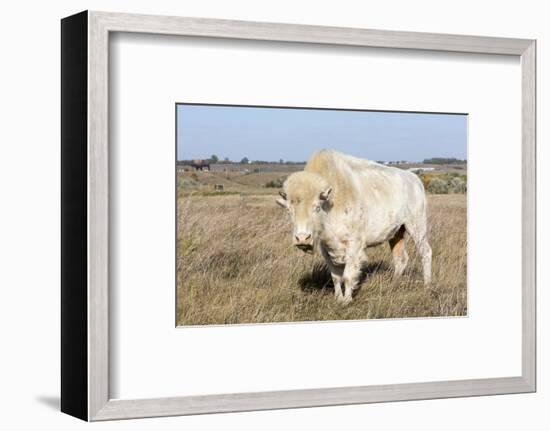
[319, 187, 332, 201]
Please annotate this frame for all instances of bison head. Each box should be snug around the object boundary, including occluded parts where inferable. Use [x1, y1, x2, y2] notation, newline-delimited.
[276, 172, 332, 253]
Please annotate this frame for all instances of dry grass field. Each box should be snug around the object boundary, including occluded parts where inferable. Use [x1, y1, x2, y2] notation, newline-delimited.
[176, 168, 467, 325]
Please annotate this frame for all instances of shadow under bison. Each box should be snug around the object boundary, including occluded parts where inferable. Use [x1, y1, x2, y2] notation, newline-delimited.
[298, 260, 392, 295]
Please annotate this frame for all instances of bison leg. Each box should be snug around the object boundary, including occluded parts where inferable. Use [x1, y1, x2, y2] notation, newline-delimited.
[341, 260, 361, 304]
[321, 246, 346, 301]
[389, 225, 408, 278]
[405, 221, 432, 285]
[330, 267, 344, 301]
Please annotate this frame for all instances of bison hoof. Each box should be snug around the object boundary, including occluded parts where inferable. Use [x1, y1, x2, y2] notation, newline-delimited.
[337, 296, 353, 305]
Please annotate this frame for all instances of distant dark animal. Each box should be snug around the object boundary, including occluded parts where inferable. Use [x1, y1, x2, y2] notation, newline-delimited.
[192, 159, 210, 171]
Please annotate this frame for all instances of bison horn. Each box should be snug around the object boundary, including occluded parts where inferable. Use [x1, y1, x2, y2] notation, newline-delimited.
[319, 187, 332, 200]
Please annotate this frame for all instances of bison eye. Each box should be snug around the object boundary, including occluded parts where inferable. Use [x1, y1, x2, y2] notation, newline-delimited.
[314, 205, 321, 213]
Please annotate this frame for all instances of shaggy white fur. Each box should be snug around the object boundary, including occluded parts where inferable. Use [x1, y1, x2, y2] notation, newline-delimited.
[277, 149, 432, 304]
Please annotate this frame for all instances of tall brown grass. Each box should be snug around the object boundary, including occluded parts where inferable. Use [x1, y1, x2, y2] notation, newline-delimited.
[176, 190, 467, 325]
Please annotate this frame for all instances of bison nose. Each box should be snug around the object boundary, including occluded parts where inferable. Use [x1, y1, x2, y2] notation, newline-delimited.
[295, 233, 312, 244]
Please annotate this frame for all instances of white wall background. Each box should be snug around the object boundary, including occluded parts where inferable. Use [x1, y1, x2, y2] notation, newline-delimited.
[0, 0, 546, 429]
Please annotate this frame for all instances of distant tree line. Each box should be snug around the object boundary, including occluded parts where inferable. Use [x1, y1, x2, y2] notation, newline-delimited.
[177, 154, 306, 165]
[243, 159, 305, 165]
[422, 157, 467, 165]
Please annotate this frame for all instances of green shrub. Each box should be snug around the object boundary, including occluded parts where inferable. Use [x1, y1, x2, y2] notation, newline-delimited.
[178, 175, 198, 189]
[449, 177, 467, 193]
[426, 177, 449, 194]
[265, 176, 287, 188]
[420, 172, 467, 194]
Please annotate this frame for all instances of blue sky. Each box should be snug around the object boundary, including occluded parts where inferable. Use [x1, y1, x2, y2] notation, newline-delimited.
[176, 104, 467, 162]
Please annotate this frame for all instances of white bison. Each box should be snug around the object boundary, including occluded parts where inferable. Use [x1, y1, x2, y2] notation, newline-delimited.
[277, 149, 432, 304]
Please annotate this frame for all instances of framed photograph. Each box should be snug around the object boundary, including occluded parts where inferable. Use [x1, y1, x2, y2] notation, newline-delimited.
[61, 11, 536, 421]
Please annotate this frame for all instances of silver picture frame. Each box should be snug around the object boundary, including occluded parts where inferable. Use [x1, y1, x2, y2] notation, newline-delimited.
[61, 10, 536, 421]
